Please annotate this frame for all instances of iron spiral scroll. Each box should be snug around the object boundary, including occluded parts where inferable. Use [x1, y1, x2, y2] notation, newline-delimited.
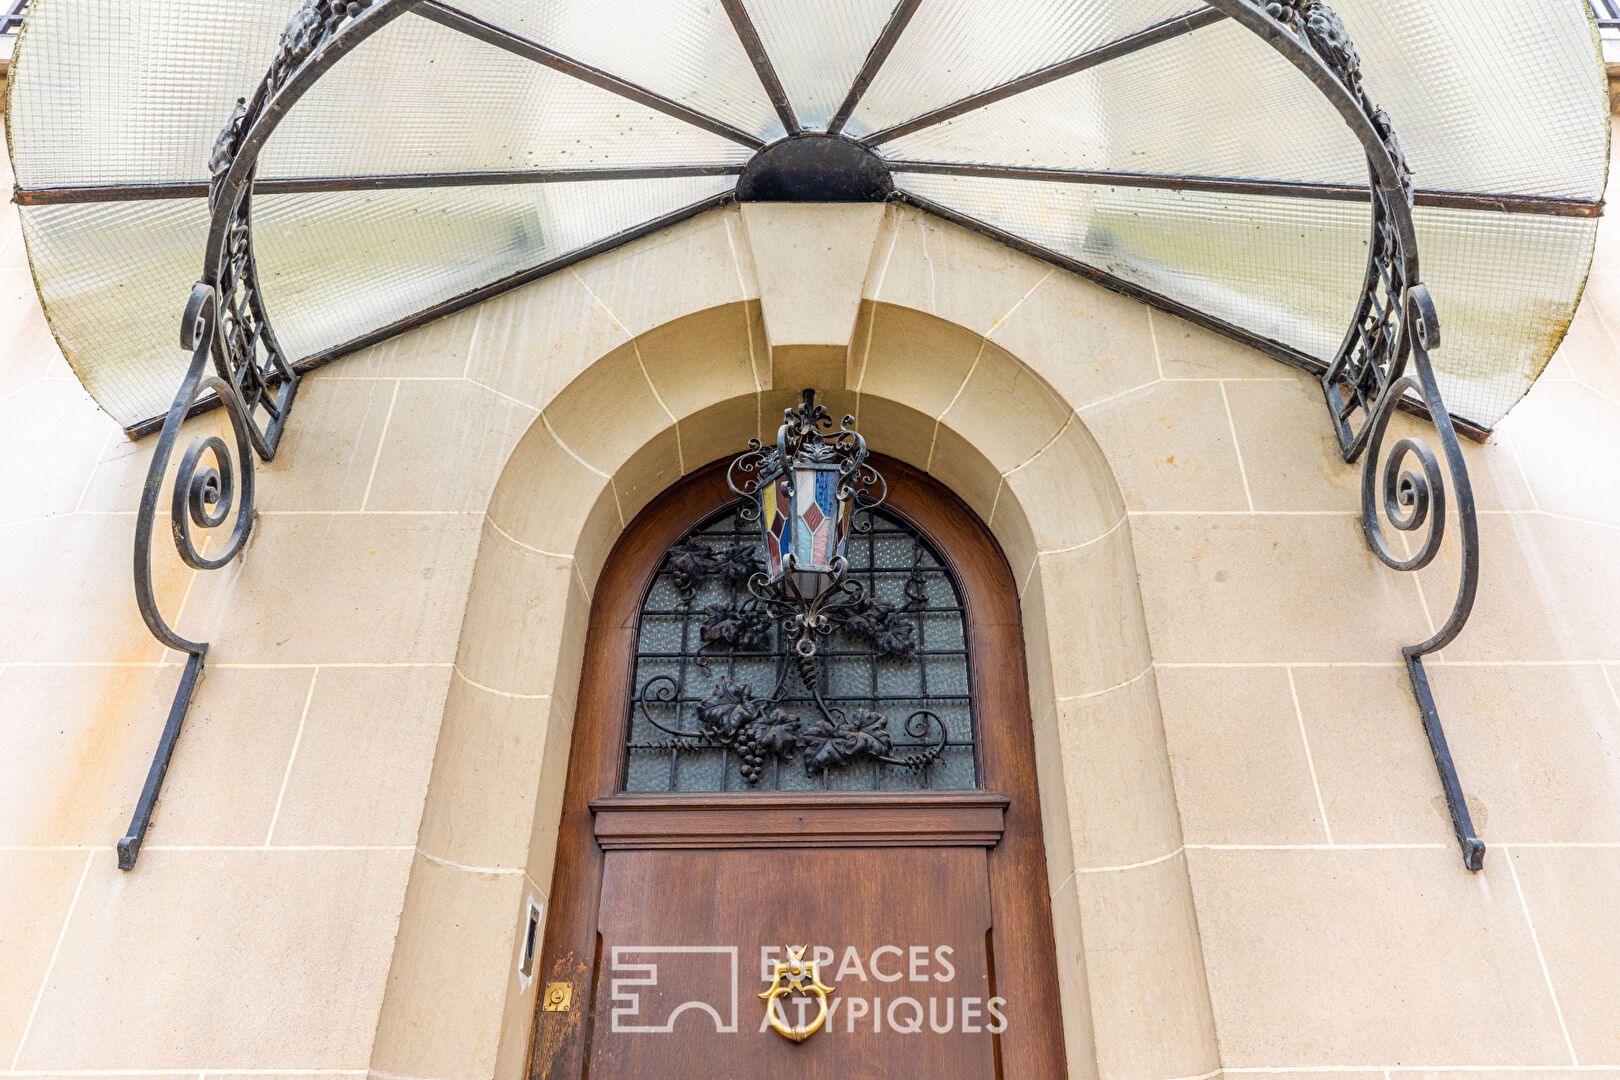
[1233, 0, 1486, 868]
[125, 0, 418, 868]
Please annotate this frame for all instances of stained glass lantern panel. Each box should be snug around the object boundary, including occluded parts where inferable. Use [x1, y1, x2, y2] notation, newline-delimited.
[760, 470, 789, 581]
[786, 463, 851, 580]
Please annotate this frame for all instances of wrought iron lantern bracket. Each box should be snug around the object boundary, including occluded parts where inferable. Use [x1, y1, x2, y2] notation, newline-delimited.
[125, 0, 1484, 869]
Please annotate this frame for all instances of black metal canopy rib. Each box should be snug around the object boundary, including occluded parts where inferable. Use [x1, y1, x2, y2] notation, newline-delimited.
[861, 6, 1231, 146]
[719, 0, 802, 135]
[827, 0, 924, 135]
[412, 0, 765, 149]
[886, 161, 1606, 218]
[14, 165, 748, 205]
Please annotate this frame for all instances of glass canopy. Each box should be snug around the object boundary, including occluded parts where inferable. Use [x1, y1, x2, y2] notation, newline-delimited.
[5, 0, 1609, 431]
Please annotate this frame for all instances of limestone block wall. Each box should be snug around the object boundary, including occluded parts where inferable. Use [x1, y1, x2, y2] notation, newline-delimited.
[5, 120, 1620, 1080]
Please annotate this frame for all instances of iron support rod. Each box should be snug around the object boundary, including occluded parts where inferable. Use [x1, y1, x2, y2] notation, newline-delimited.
[887, 161, 1606, 218]
[117, 650, 205, 869]
[1207, 0, 1484, 869]
[719, 0, 800, 135]
[14, 165, 746, 205]
[1408, 652, 1484, 868]
[863, 7, 1229, 146]
[413, 1, 764, 149]
[121, 0, 427, 867]
[827, 0, 924, 135]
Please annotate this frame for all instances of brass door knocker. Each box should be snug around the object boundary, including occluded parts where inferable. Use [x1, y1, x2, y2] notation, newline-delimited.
[759, 945, 836, 1043]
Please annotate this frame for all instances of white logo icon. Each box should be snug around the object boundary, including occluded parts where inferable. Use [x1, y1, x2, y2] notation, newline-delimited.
[609, 946, 739, 1034]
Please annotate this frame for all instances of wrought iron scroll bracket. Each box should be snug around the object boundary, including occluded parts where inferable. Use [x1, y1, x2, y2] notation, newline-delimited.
[120, 0, 1486, 870]
[123, 0, 423, 869]
[1232, 0, 1485, 869]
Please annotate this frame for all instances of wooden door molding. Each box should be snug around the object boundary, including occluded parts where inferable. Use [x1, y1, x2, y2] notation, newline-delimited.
[591, 791, 1011, 849]
[527, 455, 1067, 1078]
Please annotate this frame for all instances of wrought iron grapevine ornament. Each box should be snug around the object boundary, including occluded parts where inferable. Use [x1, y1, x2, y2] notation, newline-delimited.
[630, 391, 947, 785]
[635, 662, 947, 786]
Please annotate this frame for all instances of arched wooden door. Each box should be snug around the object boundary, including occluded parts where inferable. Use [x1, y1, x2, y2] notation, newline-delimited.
[528, 456, 1065, 1078]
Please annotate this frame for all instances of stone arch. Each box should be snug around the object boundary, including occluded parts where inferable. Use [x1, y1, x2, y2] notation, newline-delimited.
[367, 202, 1222, 1080]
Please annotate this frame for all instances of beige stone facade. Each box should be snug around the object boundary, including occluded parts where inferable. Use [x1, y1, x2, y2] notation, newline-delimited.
[5, 119, 1620, 1079]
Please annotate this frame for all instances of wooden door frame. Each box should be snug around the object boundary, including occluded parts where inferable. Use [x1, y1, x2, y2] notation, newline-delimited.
[527, 454, 1066, 1078]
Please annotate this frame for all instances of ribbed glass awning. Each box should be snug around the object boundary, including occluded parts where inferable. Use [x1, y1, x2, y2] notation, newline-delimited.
[5, 0, 1609, 431]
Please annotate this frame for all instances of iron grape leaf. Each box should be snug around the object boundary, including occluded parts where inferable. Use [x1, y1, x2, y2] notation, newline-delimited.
[748, 708, 802, 757]
[840, 597, 918, 659]
[700, 601, 772, 651]
[668, 540, 720, 581]
[799, 709, 893, 772]
[697, 677, 764, 738]
[710, 544, 763, 584]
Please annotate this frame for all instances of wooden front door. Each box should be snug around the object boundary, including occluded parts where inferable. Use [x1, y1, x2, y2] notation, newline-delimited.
[528, 457, 1065, 1079]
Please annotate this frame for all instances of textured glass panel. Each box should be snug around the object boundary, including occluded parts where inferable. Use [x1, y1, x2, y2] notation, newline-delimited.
[12, 0, 1605, 435]
[251, 175, 733, 365]
[872, 531, 913, 567]
[925, 656, 970, 698]
[931, 703, 974, 744]
[846, 0, 1201, 139]
[922, 611, 965, 651]
[875, 657, 922, 696]
[1331, 0, 1610, 200]
[25, 177, 729, 428]
[625, 749, 673, 793]
[777, 762, 821, 792]
[638, 616, 686, 654]
[622, 506, 976, 792]
[18, 197, 212, 425]
[879, 762, 927, 791]
[1410, 206, 1597, 426]
[825, 657, 869, 698]
[644, 575, 683, 611]
[896, 171, 1594, 427]
[674, 748, 726, 791]
[882, 20, 1364, 185]
[896, 170, 1365, 362]
[730, 657, 780, 695]
[927, 747, 977, 790]
[827, 760, 883, 791]
[448, 0, 785, 142]
[743, 0, 896, 130]
[870, 566, 909, 605]
[8, 1, 290, 185]
[260, 14, 751, 178]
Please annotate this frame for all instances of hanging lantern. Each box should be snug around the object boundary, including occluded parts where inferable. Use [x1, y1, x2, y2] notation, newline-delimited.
[729, 390, 885, 653]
